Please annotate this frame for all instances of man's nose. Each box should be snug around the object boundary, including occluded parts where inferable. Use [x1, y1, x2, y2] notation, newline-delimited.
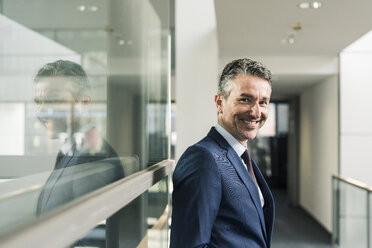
[250, 102, 261, 118]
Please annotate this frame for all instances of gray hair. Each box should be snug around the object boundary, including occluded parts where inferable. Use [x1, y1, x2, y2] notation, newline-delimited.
[34, 60, 90, 99]
[218, 58, 272, 99]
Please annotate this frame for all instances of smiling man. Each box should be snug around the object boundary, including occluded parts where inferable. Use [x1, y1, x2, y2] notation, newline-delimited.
[170, 58, 275, 248]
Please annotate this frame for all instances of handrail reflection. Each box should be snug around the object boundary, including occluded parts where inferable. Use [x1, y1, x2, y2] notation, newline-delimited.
[0, 159, 174, 248]
[0, 184, 42, 201]
[332, 174, 372, 192]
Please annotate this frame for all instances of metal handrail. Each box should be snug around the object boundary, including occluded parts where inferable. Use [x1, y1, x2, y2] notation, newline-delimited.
[332, 174, 372, 192]
[0, 159, 174, 248]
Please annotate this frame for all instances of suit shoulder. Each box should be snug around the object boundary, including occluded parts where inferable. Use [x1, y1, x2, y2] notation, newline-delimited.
[178, 136, 221, 163]
[173, 138, 224, 183]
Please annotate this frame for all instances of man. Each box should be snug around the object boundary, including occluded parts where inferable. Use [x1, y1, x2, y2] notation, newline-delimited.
[34, 60, 124, 215]
[170, 58, 275, 248]
[34, 60, 124, 246]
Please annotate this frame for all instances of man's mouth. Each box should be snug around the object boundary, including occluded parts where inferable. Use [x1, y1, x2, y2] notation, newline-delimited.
[242, 120, 259, 125]
[241, 119, 260, 125]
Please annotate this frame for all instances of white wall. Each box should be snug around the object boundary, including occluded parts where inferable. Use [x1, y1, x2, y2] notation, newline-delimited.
[175, 0, 219, 159]
[340, 51, 372, 185]
[299, 75, 339, 232]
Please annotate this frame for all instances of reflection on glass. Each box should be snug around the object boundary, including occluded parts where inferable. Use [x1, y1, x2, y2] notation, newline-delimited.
[0, 0, 171, 245]
[34, 60, 124, 216]
[66, 177, 170, 248]
[147, 178, 169, 247]
[32, 60, 125, 247]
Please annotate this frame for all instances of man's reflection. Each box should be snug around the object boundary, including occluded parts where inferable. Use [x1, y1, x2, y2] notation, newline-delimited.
[34, 60, 124, 246]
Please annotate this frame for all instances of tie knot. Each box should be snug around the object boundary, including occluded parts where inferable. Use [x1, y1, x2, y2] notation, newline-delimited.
[241, 149, 258, 185]
[241, 150, 250, 164]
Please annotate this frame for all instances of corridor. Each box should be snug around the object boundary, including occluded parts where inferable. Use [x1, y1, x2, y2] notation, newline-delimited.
[272, 189, 333, 248]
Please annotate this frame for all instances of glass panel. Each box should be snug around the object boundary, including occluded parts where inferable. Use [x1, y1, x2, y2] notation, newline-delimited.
[332, 177, 340, 245]
[64, 177, 170, 248]
[146, 177, 170, 247]
[257, 103, 276, 137]
[339, 181, 368, 248]
[0, 0, 171, 239]
[370, 192, 372, 248]
[248, 102, 289, 188]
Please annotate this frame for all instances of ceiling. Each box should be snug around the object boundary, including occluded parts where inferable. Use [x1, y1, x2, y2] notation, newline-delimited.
[3, 0, 372, 100]
[215, 0, 372, 99]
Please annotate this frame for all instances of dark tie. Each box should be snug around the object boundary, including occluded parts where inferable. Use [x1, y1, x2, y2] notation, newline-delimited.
[241, 150, 258, 186]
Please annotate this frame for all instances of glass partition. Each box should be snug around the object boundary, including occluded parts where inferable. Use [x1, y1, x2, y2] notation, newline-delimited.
[247, 102, 289, 188]
[370, 192, 372, 248]
[0, 0, 171, 245]
[62, 177, 170, 248]
[333, 175, 371, 248]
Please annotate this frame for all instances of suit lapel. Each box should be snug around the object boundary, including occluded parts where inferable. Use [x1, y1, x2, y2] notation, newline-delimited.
[225, 147, 268, 239]
[252, 159, 275, 246]
[207, 128, 268, 239]
[38, 151, 75, 214]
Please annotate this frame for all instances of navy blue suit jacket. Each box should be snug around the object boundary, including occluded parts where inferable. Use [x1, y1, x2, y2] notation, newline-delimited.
[170, 127, 275, 248]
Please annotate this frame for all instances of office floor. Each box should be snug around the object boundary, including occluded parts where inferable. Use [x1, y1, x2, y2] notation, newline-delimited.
[271, 189, 333, 248]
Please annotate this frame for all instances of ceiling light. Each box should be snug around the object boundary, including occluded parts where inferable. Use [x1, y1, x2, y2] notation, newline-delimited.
[280, 36, 296, 45]
[119, 39, 125, 45]
[298, 1, 322, 9]
[90, 6, 99, 12]
[77, 5, 86, 11]
[311, 1, 322, 9]
[298, 2, 310, 9]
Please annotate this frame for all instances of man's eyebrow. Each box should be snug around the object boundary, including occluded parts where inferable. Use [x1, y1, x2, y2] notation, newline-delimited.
[240, 93, 270, 101]
[239, 93, 254, 98]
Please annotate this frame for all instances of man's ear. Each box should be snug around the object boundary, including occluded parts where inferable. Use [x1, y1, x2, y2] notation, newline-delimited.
[214, 94, 224, 114]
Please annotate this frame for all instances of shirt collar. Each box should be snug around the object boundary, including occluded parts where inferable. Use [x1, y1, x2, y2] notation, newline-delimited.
[215, 123, 246, 157]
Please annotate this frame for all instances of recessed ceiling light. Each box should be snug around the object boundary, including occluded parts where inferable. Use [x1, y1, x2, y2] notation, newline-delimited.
[90, 6, 99, 12]
[298, 1, 322, 9]
[298, 2, 310, 9]
[280, 36, 296, 45]
[311, 1, 322, 9]
[77, 5, 86, 12]
[119, 40, 125, 45]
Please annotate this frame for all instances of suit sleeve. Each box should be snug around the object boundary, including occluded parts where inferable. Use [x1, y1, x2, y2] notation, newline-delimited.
[170, 145, 221, 248]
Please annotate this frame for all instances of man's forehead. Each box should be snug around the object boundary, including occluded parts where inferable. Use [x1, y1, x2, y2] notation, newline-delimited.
[35, 77, 75, 91]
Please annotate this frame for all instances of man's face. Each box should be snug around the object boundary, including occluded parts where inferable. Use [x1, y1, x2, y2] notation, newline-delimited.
[34, 77, 78, 139]
[215, 74, 272, 145]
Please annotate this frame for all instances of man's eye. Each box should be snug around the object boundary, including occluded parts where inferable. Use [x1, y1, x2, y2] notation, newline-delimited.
[260, 101, 268, 106]
[34, 99, 43, 105]
[240, 98, 250, 103]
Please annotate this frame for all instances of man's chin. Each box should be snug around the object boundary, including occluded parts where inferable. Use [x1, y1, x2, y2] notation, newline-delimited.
[241, 130, 258, 140]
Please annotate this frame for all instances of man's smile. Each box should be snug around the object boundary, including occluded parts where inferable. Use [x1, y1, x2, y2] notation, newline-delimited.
[240, 118, 261, 127]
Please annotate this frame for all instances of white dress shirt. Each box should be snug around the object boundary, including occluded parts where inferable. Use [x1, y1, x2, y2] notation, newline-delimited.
[215, 124, 265, 208]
